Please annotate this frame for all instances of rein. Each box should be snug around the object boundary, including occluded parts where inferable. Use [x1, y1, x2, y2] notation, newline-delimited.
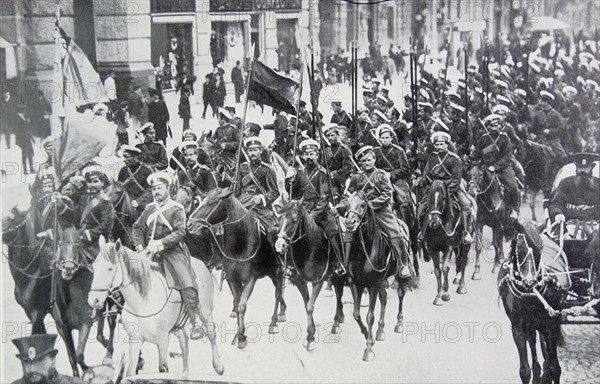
[474, 172, 504, 213]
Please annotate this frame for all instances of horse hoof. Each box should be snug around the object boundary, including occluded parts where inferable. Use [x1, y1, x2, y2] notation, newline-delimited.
[277, 314, 287, 323]
[442, 293, 451, 301]
[237, 340, 248, 350]
[362, 349, 375, 362]
[269, 324, 279, 334]
[394, 323, 403, 333]
[390, 281, 399, 289]
[376, 331, 385, 341]
[303, 340, 317, 352]
[457, 286, 467, 295]
[331, 323, 342, 334]
[214, 364, 225, 376]
[433, 297, 444, 306]
[169, 352, 182, 358]
[491, 264, 500, 274]
[231, 335, 238, 346]
[230, 311, 237, 318]
[471, 272, 481, 281]
[452, 277, 460, 285]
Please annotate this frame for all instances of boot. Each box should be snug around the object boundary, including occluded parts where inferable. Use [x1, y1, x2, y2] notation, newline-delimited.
[391, 238, 412, 278]
[461, 211, 473, 244]
[330, 236, 346, 275]
[190, 312, 204, 340]
[182, 288, 204, 340]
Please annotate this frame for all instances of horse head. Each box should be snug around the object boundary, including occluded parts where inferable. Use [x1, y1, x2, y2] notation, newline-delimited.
[275, 198, 304, 254]
[467, 166, 482, 196]
[188, 188, 232, 235]
[345, 191, 369, 233]
[56, 226, 82, 281]
[427, 180, 447, 230]
[175, 185, 195, 214]
[106, 181, 136, 219]
[88, 236, 123, 310]
[510, 221, 543, 288]
[2, 206, 29, 245]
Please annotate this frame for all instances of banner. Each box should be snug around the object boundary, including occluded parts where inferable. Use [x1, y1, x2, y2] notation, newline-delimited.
[247, 59, 299, 115]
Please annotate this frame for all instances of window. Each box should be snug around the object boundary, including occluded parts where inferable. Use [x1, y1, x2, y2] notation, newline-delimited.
[387, 6, 394, 39]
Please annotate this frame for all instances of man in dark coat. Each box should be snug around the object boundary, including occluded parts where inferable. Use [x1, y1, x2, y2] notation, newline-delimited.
[231, 60, 245, 103]
[117, 145, 153, 214]
[322, 123, 353, 199]
[78, 168, 115, 265]
[147, 88, 170, 145]
[176, 142, 217, 199]
[330, 100, 353, 133]
[178, 85, 192, 131]
[135, 123, 169, 171]
[132, 171, 203, 340]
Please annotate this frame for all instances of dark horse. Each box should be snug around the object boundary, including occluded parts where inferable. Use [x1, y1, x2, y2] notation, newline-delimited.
[105, 181, 138, 249]
[274, 199, 336, 351]
[2, 208, 94, 377]
[498, 220, 565, 384]
[342, 191, 417, 361]
[423, 180, 471, 305]
[187, 188, 286, 349]
[468, 166, 511, 277]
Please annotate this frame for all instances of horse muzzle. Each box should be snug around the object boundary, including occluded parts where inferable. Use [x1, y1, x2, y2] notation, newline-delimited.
[59, 261, 79, 281]
[88, 291, 107, 310]
[275, 237, 289, 254]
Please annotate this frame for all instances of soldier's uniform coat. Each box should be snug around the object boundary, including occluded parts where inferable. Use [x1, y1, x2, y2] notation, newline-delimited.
[374, 144, 413, 208]
[235, 159, 280, 229]
[214, 123, 240, 154]
[177, 162, 217, 198]
[78, 192, 115, 264]
[117, 163, 153, 209]
[135, 141, 168, 171]
[12, 372, 85, 384]
[548, 175, 600, 222]
[132, 199, 198, 291]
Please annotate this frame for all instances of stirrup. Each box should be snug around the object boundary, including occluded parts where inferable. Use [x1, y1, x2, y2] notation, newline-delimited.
[463, 232, 473, 244]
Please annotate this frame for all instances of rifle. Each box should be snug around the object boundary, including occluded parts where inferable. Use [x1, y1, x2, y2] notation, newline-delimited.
[233, 56, 255, 190]
[440, 31, 453, 111]
[464, 44, 470, 150]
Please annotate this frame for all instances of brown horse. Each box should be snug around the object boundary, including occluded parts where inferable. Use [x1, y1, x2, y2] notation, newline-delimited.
[187, 188, 286, 349]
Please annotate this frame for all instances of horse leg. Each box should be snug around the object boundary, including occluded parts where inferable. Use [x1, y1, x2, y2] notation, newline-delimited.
[492, 226, 505, 273]
[198, 301, 225, 375]
[102, 313, 117, 365]
[228, 279, 239, 319]
[76, 321, 92, 372]
[394, 277, 407, 333]
[50, 305, 79, 377]
[432, 253, 445, 306]
[236, 276, 257, 349]
[511, 322, 532, 384]
[29, 308, 48, 334]
[375, 282, 388, 341]
[540, 328, 562, 384]
[268, 272, 283, 334]
[526, 327, 542, 383]
[126, 337, 143, 377]
[454, 244, 468, 294]
[441, 248, 452, 302]
[331, 276, 345, 334]
[277, 268, 287, 322]
[472, 223, 483, 280]
[157, 335, 169, 373]
[362, 286, 379, 362]
[351, 283, 368, 338]
[529, 189, 537, 222]
[175, 329, 190, 376]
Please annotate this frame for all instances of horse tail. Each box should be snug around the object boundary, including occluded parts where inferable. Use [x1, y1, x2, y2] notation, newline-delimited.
[397, 275, 420, 291]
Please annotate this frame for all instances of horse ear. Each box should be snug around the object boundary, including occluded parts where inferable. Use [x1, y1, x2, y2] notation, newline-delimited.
[114, 238, 122, 251]
[98, 235, 106, 249]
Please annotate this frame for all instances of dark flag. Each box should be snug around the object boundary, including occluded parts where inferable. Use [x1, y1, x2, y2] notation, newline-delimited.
[247, 59, 299, 115]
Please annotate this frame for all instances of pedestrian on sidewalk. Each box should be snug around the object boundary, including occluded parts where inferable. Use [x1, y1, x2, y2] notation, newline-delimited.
[2, 89, 16, 148]
[14, 104, 35, 175]
[211, 73, 226, 117]
[201, 74, 214, 119]
[179, 85, 192, 131]
[148, 88, 170, 145]
[231, 60, 245, 103]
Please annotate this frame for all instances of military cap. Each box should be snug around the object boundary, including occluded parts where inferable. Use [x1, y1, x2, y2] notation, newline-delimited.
[362, 88, 374, 96]
[330, 99, 342, 105]
[93, 103, 108, 114]
[299, 139, 320, 153]
[121, 144, 141, 154]
[373, 109, 390, 122]
[492, 104, 509, 114]
[137, 122, 155, 134]
[417, 101, 433, 111]
[447, 89, 461, 99]
[494, 79, 509, 89]
[372, 78, 382, 84]
[182, 129, 198, 140]
[431, 131, 451, 143]
[355, 145, 374, 161]
[358, 106, 369, 114]
[376, 93, 388, 104]
[586, 79, 599, 90]
[419, 88, 430, 100]
[484, 113, 503, 124]
[380, 86, 390, 94]
[148, 88, 160, 97]
[178, 140, 199, 152]
[377, 124, 394, 138]
[13, 335, 59, 363]
[147, 171, 172, 187]
[571, 152, 599, 167]
[299, 100, 307, 108]
[218, 107, 232, 121]
[244, 137, 262, 149]
[496, 94, 512, 105]
[539, 90, 555, 101]
[323, 123, 340, 135]
[82, 165, 108, 184]
[246, 122, 262, 136]
[449, 102, 465, 113]
[562, 86, 578, 96]
[514, 89, 527, 97]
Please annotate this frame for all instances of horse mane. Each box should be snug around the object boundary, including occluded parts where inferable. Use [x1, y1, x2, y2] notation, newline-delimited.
[224, 193, 255, 228]
[109, 243, 152, 298]
[107, 182, 136, 219]
[284, 200, 324, 245]
[351, 191, 377, 233]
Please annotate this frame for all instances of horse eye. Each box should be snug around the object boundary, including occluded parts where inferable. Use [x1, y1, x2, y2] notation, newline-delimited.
[107, 267, 114, 271]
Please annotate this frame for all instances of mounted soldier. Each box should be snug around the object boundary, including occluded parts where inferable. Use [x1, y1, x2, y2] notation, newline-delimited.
[285, 139, 346, 274]
[235, 137, 280, 246]
[135, 122, 168, 171]
[330, 100, 353, 134]
[33, 174, 76, 241]
[176, 141, 217, 200]
[214, 108, 240, 156]
[169, 129, 213, 172]
[529, 90, 568, 166]
[78, 167, 115, 265]
[32, 137, 60, 200]
[132, 171, 204, 340]
[416, 131, 474, 244]
[373, 124, 414, 219]
[472, 114, 520, 219]
[342, 146, 413, 277]
[117, 145, 153, 214]
[322, 123, 353, 199]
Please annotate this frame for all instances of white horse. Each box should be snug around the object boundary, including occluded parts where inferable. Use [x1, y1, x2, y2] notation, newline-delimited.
[87, 237, 224, 380]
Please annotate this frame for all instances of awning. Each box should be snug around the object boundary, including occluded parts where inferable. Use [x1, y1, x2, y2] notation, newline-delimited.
[528, 16, 570, 31]
[1, 35, 17, 79]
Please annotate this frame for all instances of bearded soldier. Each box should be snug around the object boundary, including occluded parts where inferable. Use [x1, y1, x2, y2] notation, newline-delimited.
[132, 172, 204, 340]
[176, 141, 217, 199]
[322, 123, 353, 199]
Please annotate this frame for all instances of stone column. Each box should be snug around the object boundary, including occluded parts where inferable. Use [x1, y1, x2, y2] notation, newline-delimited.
[195, 0, 212, 104]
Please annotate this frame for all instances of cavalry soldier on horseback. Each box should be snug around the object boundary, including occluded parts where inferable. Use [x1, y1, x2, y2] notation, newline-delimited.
[132, 171, 204, 340]
[135, 123, 169, 171]
[214, 108, 240, 155]
[78, 167, 115, 265]
[285, 139, 346, 274]
[235, 137, 280, 245]
[344, 146, 413, 277]
[529, 90, 568, 166]
[169, 129, 213, 172]
[330, 100, 353, 132]
[32, 137, 59, 200]
[373, 124, 414, 218]
[176, 141, 217, 199]
[472, 114, 520, 220]
[416, 131, 474, 244]
[548, 152, 600, 231]
[322, 123, 353, 199]
[117, 145, 153, 214]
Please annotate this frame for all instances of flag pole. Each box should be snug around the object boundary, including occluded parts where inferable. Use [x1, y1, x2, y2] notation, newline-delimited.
[289, 57, 305, 197]
[233, 45, 255, 189]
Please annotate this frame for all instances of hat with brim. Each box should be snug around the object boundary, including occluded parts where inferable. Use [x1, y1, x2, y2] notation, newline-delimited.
[432, 117, 449, 132]
[218, 107, 232, 121]
[562, 86, 578, 96]
[244, 137, 262, 149]
[93, 103, 108, 114]
[417, 102, 433, 111]
[514, 89, 527, 97]
[572, 152, 599, 167]
[299, 139, 320, 153]
[376, 93, 388, 104]
[82, 165, 107, 182]
[492, 104, 509, 114]
[179, 140, 199, 153]
[147, 171, 172, 187]
[431, 131, 451, 143]
[121, 144, 141, 155]
[377, 124, 394, 138]
[137, 122, 155, 134]
[497, 94, 512, 105]
[355, 145, 374, 161]
[373, 109, 390, 122]
[182, 129, 198, 140]
[449, 102, 465, 113]
[362, 89, 374, 96]
[540, 90, 555, 101]
[13, 335, 59, 363]
[484, 113, 503, 124]
[323, 123, 340, 136]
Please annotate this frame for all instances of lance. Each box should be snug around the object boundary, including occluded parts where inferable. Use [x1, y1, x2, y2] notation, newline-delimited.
[309, 38, 317, 139]
[440, 30, 454, 112]
[354, 41, 359, 142]
[351, 41, 356, 142]
[525, 38, 531, 106]
[596, 27, 599, 61]
[409, 39, 418, 157]
[233, 49, 255, 190]
[464, 44, 470, 150]
[289, 57, 305, 197]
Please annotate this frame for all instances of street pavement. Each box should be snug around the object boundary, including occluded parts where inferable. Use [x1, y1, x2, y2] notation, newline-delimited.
[1, 74, 599, 383]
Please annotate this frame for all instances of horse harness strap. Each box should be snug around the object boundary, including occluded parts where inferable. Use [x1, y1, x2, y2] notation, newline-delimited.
[431, 153, 451, 177]
[146, 200, 181, 239]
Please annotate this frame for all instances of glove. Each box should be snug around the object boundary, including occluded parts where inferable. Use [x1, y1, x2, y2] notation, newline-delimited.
[131, 200, 139, 208]
[555, 214, 566, 224]
[488, 166, 496, 172]
[251, 195, 263, 206]
[285, 168, 297, 180]
[146, 240, 163, 256]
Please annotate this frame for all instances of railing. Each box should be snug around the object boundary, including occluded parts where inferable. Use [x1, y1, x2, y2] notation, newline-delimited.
[151, 0, 196, 14]
[209, 0, 301, 13]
